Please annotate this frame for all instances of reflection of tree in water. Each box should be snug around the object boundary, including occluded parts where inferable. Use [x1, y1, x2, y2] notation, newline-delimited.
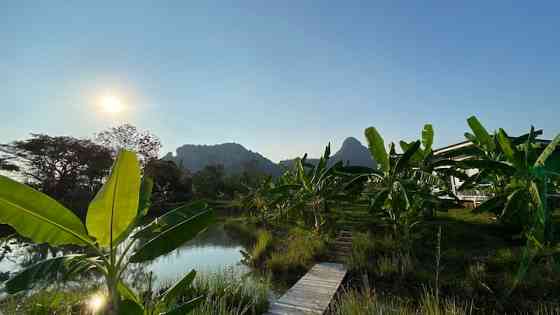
[175, 224, 245, 251]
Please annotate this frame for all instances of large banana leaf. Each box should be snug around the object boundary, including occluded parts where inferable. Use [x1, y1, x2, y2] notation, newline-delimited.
[422, 124, 434, 153]
[535, 134, 560, 167]
[395, 141, 421, 174]
[0, 176, 91, 246]
[497, 129, 522, 168]
[86, 150, 141, 247]
[365, 127, 389, 172]
[467, 116, 495, 151]
[160, 270, 197, 304]
[129, 209, 215, 262]
[133, 201, 208, 241]
[138, 177, 154, 217]
[4, 254, 85, 293]
[161, 296, 204, 315]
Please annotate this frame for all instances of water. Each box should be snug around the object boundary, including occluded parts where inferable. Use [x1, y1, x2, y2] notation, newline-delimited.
[0, 223, 250, 289]
[143, 223, 249, 286]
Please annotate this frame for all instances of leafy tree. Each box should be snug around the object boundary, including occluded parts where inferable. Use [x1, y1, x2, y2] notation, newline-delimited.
[192, 164, 226, 200]
[144, 159, 193, 207]
[95, 123, 162, 166]
[0, 150, 214, 314]
[1, 134, 114, 219]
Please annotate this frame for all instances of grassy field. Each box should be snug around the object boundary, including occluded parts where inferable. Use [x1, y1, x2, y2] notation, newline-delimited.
[340, 208, 560, 314]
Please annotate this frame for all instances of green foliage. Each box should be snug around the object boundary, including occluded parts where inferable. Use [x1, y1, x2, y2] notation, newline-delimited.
[1, 134, 114, 219]
[241, 230, 273, 267]
[267, 228, 326, 277]
[159, 268, 270, 315]
[0, 150, 215, 314]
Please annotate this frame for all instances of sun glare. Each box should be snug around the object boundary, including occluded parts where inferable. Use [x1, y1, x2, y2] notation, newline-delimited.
[88, 293, 106, 313]
[100, 95, 125, 113]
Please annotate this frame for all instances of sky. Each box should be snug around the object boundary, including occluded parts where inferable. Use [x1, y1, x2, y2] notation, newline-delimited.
[1, 1, 559, 162]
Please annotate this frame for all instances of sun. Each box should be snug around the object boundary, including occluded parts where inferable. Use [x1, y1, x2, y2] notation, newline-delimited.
[100, 95, 125, 113]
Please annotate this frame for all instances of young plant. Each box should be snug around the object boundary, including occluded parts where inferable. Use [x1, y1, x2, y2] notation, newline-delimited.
[0, 150, 215, 314]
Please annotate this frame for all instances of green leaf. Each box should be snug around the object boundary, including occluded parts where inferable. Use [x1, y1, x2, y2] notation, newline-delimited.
[467, 116, 495, 151]
[422, 124, 434, 153]
[472, 195, 507, 214]
[138, 177, 154, 217]
[120, 299, 145, 315]
[161, 296, 204, 315]
[395, 141, 421, 174]
[86, 150, 141, 247]
[365, 127, 389, 172]
[133, 201, 208, 241]
[535, 134, 560, 167]
[497, 129, 521, 167]
[0, 175, 90, 246]
[457, 160, 515, 176]
[501, 189, 526, 219]
[161, 270, 196, 305]
[4, 254, 84, 293]
[528, 181, 545, 226]
[118, 281, 140, 303]
[130, 209, 215, 262]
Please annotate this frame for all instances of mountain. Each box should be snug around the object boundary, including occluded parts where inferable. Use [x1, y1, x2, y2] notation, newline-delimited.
[165, 137, 376, 177]
[278, 137, 377, 170]
[163, 143, 282, 176]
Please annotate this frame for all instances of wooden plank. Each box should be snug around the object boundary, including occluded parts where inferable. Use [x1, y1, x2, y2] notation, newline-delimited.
[265, 262, 347, 315]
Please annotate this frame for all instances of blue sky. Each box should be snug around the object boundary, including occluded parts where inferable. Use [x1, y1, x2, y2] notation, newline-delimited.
[1, 1, 559, 162]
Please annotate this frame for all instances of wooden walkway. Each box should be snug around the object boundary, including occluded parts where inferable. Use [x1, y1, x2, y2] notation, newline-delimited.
[265, 262, 347, 315]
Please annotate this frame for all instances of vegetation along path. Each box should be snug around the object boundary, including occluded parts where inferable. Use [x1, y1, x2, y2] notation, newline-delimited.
[265, 262, 348, 315]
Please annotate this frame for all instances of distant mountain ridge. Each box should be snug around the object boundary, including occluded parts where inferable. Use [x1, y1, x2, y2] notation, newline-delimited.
[279, 137, 377, 170]
[165, 137, 377, 176]
[163, 143, 282, 176]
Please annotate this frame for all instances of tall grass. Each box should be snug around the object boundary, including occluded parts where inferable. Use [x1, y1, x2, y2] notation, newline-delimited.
[242, 230, 273, 267]
[331, 285, 474, 315]
[266, 228, 326, 278]
[159, 268, 270, 315]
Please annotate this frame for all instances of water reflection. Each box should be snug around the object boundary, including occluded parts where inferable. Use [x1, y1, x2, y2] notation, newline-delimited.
[142, 223, 248, 287]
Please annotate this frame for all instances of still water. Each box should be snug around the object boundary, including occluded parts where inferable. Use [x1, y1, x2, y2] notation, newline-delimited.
[144, 223, 249, 286]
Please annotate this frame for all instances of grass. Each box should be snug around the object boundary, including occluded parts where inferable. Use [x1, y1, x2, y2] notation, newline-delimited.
[241, 230, 273, 267]
[266, 227, 327, 282]
[157, 268, 270, 315]
[0, 268, 271, 315]
[0, 285, 100, 314]
[339, 208, 560, 313]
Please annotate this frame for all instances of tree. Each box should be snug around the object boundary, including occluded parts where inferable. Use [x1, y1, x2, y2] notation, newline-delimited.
[95, 123, 162, 166]
[0, 150, 214, 314]
[1, 134, 114, 219]
[144, 159, 193, 207]
[192, 165, 226, 199]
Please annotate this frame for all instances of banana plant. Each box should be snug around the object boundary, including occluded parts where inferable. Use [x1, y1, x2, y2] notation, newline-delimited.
[270, 144, 346, 232]
[472, 127, 560, 237]
[348, 126, 449, 249]
[0, 150, 214, 314]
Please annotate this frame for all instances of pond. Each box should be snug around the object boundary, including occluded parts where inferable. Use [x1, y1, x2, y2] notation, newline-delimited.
[0, 222, 282, 294]
[144, 222, 249, 286]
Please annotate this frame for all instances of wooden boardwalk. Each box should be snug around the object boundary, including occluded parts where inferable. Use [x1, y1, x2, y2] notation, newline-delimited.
[265, 262, 347, 315]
